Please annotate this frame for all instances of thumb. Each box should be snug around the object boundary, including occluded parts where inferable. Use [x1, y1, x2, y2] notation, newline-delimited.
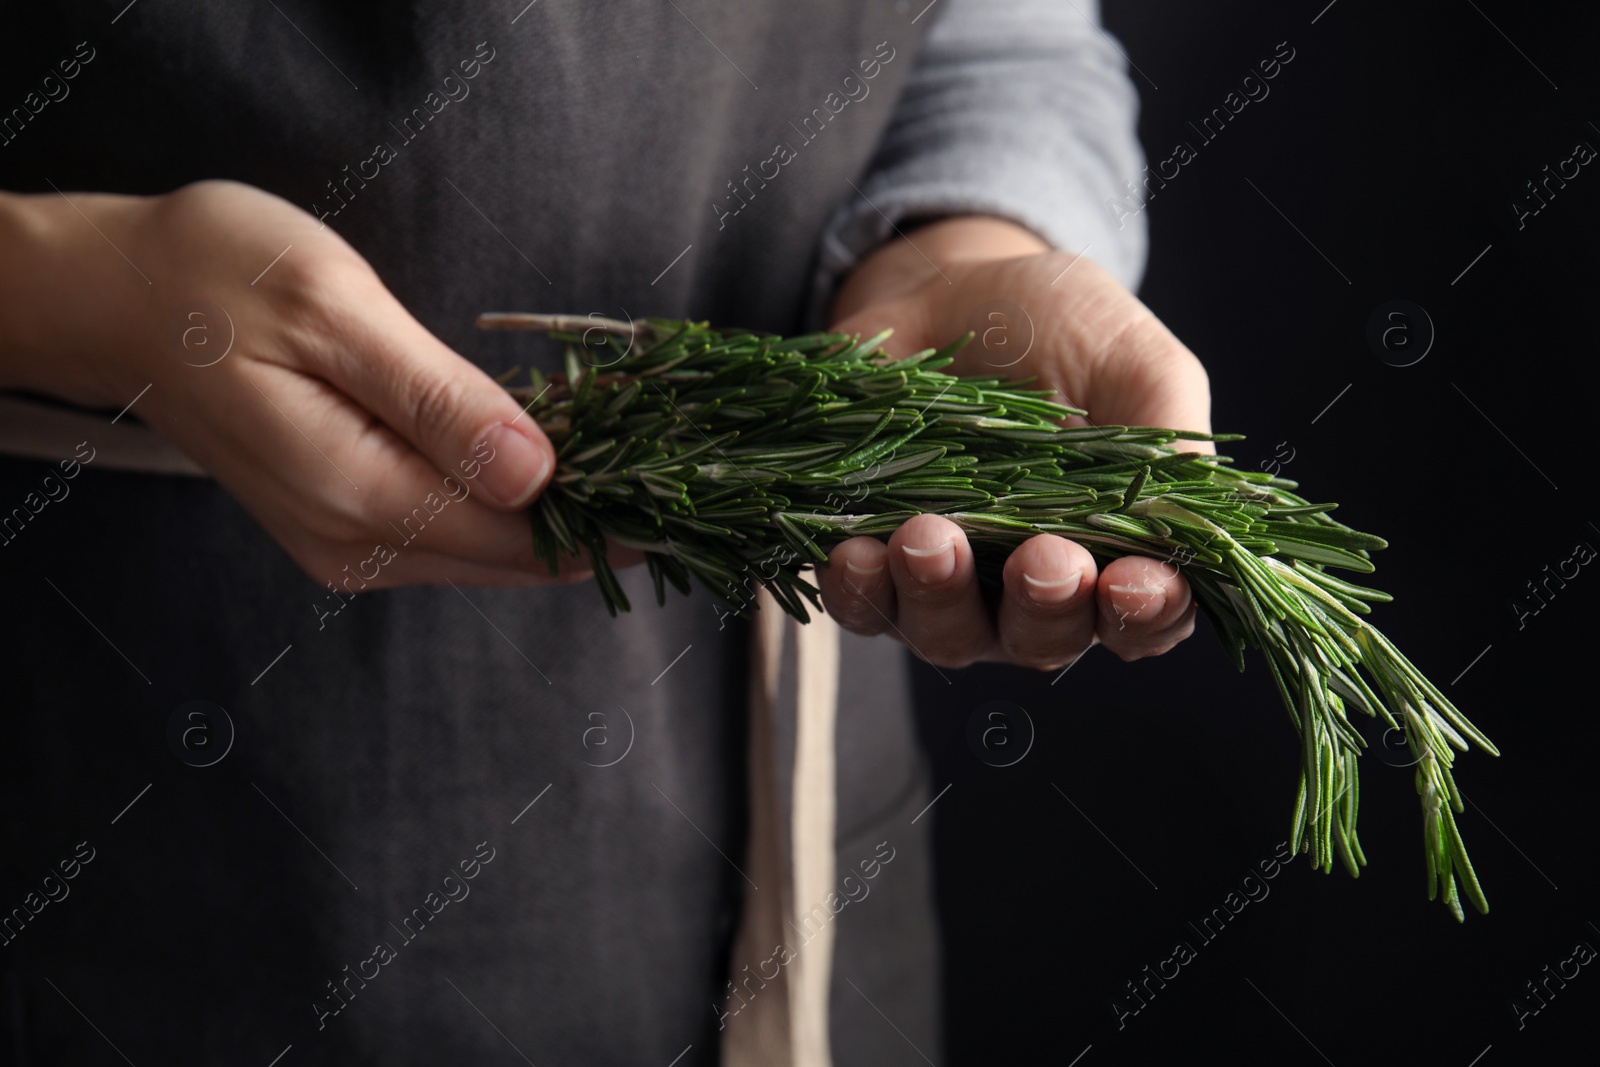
[1097, 312, 1215, 456]
[329, 315, 556, 510]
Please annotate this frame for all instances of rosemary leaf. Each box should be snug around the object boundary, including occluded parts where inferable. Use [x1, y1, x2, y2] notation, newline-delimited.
[479, 313, 1498, 920]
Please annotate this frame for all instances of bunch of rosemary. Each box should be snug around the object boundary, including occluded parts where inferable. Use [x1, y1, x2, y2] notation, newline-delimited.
[479, 312, 1497, 920]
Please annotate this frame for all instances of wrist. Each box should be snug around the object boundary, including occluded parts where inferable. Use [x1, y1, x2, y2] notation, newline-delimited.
[832, 215, 1050, 322]
[0, 189, 155, 407]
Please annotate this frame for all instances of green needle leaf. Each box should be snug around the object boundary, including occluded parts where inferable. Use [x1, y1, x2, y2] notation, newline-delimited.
[488, 314, 1497, 920]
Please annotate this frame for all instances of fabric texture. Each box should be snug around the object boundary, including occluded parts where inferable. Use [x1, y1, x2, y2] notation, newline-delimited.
[809, 0, 1148, 322]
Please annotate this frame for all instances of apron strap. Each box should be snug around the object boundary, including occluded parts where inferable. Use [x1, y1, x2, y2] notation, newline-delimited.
[0, 394, 205, 477]
[723, 582, 840, 1067]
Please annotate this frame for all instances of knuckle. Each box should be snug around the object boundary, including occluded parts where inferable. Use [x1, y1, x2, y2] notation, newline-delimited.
[405, 372, 468, 452]
[1095, 626, 1141, 661]
[302, 495, 373, 545]
[158, 180, 254, 229]
[1002, 633, 1075, 672]
[275, 250, 364, 316]
[1145, 623, 1196, 659]
[918, 636, 978, 670]
[272, 260, 387, 360]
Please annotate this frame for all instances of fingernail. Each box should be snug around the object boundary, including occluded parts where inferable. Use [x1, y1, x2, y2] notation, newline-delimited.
[842, 559, 884, 595]
[477, 423, 552, 508]
[1108, 583, 1166, 619]
[902, 538, 955, 583]
[1023, 569, 1082, 605]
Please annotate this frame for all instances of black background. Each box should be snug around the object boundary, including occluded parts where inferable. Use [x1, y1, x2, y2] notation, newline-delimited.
[1, 1, 1593, 1063]
[918, 1, 1600, 1063]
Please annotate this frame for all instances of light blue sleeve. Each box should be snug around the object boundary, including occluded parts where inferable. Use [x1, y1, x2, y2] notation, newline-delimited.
[810, 0, 1148, 321]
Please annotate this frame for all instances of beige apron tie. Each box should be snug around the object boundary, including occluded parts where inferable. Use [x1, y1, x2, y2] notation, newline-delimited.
[722, 582, 840, 1067]
[0, 395, 205, 477]
[789, 588, 840, 1067]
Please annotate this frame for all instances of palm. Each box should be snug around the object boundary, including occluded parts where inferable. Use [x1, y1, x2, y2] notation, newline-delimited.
[820, 244, 1213, 670]
[841, 252, 1211, 449]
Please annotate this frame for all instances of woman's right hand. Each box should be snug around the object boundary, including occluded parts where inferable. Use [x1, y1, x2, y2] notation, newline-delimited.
[0, 179, 609, 588]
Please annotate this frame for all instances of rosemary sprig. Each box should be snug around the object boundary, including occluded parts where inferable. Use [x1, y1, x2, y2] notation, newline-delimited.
[478, 312, 1497, 919]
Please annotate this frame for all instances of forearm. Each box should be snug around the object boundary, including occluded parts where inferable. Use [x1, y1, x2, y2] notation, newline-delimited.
[812, 0, 1146, 329]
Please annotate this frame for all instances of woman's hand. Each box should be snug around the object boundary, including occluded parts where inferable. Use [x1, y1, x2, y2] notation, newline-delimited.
[0, 179, 620, 588]
[818, 217, 1212, 669]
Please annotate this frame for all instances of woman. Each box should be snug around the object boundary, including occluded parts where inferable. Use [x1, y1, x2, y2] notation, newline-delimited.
[0, 1, 1206, 1062]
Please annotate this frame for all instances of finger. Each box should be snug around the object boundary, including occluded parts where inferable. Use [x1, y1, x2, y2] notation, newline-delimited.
[886, 514, 994, 669]
[232, 361, 555, 572]
[372, 495, 647, 578]
[314, 504, 644, 588]
[995, 534, 1100, 670]
[1137, 600, 1199, 658]
[317, 548, 559, 592]
[379, 535, 644, 589]
[295, 530, 622, 594]
[345, 446, 561, 571]
[818, 536, 896, 636]
[361, 547, 596, 590]
[307, 279, 558, 510]
[1095, 556, 1197, 661]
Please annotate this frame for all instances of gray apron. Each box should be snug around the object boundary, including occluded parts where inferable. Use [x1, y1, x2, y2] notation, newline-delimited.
[0, 3, 939, 1062]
